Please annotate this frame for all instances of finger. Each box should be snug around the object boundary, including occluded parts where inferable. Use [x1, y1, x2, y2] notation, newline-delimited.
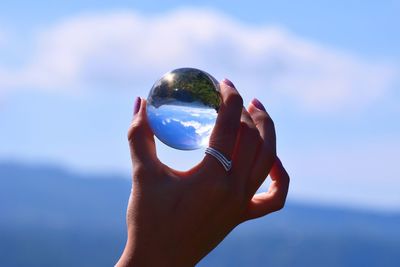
[231, 107, 261, 186]
[244, 158, 290, 220]
[127, 97, 159, 173]
[204, 79, 243, 172]
[246, 98, 276, 194]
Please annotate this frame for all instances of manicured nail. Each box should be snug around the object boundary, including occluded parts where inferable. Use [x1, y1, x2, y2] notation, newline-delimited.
[251, 98, 266, 111]
[222, 78, 236, 89]
[134, 97, 141, 115]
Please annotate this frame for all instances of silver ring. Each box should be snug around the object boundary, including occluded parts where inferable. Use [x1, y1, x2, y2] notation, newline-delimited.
[205, 147, 232, 171]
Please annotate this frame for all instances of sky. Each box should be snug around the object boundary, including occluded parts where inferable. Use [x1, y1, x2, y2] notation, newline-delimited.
[0, 0, 399, 211]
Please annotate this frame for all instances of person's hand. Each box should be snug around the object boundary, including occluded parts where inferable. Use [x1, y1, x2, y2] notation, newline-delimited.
[116, 79, 290, 267]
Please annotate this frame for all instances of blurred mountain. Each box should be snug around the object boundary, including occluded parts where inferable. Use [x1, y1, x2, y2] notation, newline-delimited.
[0, 162, 399, 267]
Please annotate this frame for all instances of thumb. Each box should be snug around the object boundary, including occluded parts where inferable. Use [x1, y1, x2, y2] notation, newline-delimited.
[127, 97, 158, 169]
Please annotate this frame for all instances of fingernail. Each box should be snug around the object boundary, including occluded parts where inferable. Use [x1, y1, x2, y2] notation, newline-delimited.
[134, 97, 141, 115]
[222, 78, 236, 89]
[251, 98, 266, 111]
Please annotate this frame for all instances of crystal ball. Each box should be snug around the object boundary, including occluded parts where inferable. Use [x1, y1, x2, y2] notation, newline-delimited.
[146, 68, 221, 150]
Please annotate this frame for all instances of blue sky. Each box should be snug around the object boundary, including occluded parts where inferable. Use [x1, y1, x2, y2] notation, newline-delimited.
[0, 0, 399, 211]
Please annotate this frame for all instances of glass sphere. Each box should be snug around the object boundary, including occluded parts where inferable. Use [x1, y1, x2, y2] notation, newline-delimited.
[146, 68, 221, 150]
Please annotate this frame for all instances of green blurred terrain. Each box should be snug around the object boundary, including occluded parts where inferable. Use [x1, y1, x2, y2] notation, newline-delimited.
[149, 69, 221, 110]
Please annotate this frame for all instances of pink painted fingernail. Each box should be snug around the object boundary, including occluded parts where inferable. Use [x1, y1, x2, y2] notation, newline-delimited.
[251, 98, 266, 111]
[222, 78, 236, 89]
[134, 97, 141, 115]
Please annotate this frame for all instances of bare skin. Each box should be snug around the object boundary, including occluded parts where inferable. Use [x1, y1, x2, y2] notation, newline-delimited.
[116, 79, 290, 267]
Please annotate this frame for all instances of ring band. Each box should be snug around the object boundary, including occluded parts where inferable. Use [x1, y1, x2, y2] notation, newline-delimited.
[205, 147, 232, 171]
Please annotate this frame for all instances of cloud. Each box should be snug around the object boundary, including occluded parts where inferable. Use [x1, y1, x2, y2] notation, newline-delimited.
[0, 8, 397, 112]
[180, 120, 214, 135]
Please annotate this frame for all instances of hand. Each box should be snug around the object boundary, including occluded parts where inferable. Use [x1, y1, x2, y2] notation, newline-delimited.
[116, 79, 290, 267]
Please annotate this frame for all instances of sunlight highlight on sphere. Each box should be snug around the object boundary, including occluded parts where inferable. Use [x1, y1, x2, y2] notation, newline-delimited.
[147, 68, 221, 150]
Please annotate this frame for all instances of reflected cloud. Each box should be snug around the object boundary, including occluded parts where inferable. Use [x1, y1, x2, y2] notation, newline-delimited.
[147, 102, 217, 150]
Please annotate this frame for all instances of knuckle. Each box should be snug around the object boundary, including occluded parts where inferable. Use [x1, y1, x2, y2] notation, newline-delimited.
[133, 161, 162, 180]
[271, 203, 282, 212]
[225, 92, 243, 108]
[223, 121, 240, 136]
[127, 118, 144, 141]
[255, 111, 274, 128]
[261, 140, 276, 159]
[241, 122, 260, 140]
[239, 127, 261, 151]
[212, 123, 239, 144]
[252, 110, 265, 121]
[277, 202, 286, 211]
[264, 115, 275, 128]
[285, 173, 291, 185]
[272, 198, 286, 211]
[133, 163, 147, 177]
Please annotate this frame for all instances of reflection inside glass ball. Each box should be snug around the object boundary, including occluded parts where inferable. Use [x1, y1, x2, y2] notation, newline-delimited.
[146, 68, 221, 150]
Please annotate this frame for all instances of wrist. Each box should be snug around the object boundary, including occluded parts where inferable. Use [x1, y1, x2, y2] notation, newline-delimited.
[116, 237, 182, 267]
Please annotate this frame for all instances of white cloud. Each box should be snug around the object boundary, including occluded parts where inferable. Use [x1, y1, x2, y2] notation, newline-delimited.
[180, 120, 214, 136]
[0, 8, 397, 112]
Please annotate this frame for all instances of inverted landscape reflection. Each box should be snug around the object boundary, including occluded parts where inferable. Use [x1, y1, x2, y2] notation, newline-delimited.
[146, 67, 221, 150]
[147, 101, 217, 150]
